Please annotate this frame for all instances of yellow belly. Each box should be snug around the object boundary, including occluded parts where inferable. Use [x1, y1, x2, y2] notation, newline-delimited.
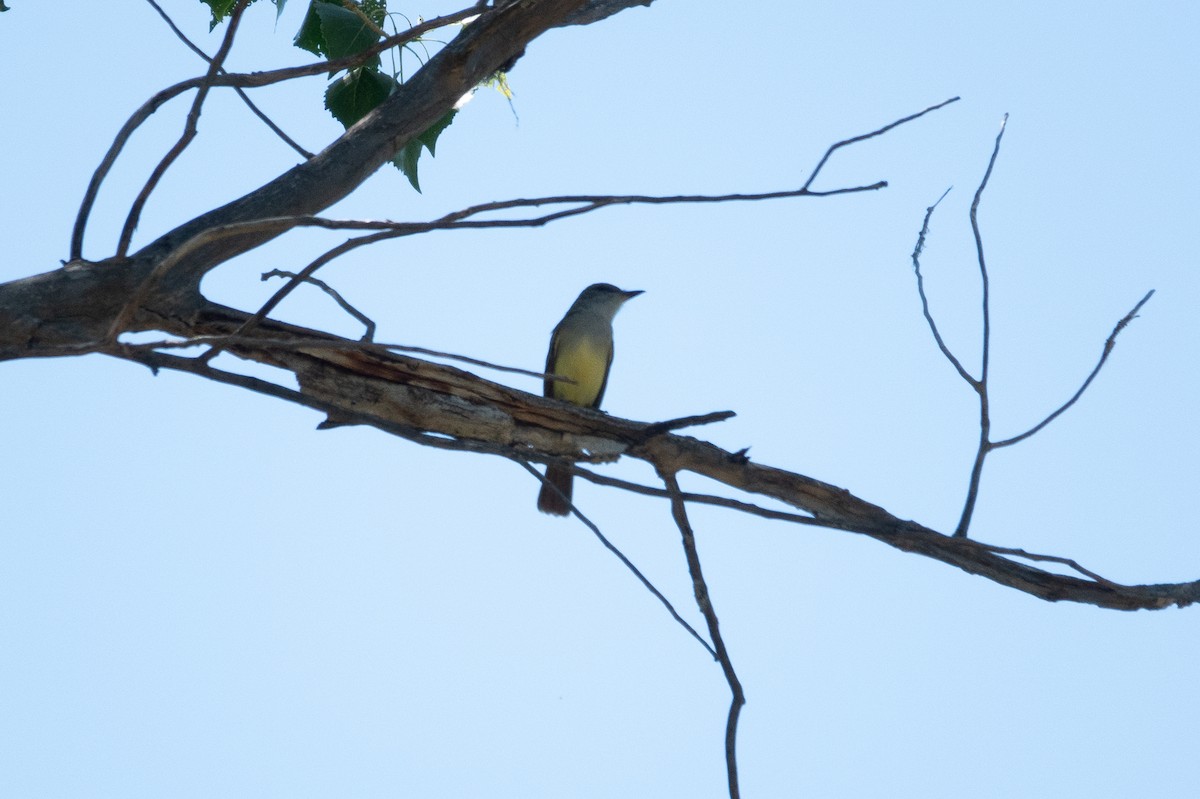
[552, 335, 609, 407]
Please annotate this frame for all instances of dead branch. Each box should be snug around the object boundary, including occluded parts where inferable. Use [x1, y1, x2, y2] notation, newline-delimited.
[69, 3, 486, 261]
[261, 270, 378, 341]
[909, 116, 1154, 539]
[660, 469, 744, 799]
[143, 0, 313, 159]
[117, 0, 250, 257]
[518, 461, 718, 659]
[992, 289, 1156, 448]
[101, 302, 1197, 612]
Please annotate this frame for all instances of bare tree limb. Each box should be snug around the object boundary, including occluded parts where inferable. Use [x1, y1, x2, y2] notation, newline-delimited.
[117, 0, 250, 257]
[572, 468, 825, 525]
[518, 461, 718, 659]
[2, 0, 1188, 623]
[910, 186, 977, 385]
[69, 4, 483, 261]
[261, 269, 378, 341]
[992, 290, 1156, 448]
[970, 541, 1126, 587]
[803, 96, 960, 191]
[557, 0, 652, 26]
[143, 0, 314, 159]
[952, 114, 1008, 537]
[5, 280, 1195, 611]
[910, 116, 1154, 541]
[660, 469, 744, 799]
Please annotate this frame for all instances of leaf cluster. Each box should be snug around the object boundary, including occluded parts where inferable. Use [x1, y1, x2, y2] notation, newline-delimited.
[204, 0, 456, 191]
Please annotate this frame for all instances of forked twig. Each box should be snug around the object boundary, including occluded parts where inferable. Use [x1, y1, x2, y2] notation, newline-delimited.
[144, 0, 313, 159]
[909, 116, 1154, 538]
[803, 96, 960, 191]
[116, 0, 250, 257]
[70, 6, 480, 260]
[261, 269, 378, 341]
[519, 461, 717, 660]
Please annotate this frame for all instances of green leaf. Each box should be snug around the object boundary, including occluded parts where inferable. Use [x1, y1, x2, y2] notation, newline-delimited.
[392, 109, 457, 192]
[324, 68, 397, 129]
[201, 0, 238, 30]
[293, 1, 326, 55]
[394, 140, 425, 192]
[201, 0, 287, 30]
[417, 108, 457, 156]
[295, 0, 381, 63]
[316, 3, 380, 58]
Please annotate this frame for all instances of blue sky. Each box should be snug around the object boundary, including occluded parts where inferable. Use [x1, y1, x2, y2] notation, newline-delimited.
[2, 1, 1198, 797]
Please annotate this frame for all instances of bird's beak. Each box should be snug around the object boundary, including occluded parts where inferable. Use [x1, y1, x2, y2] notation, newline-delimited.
[623, 289, 644, 300]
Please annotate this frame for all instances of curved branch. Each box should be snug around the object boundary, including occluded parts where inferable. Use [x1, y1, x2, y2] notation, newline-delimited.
[910, 186, 978, 386]
[659, 469, 743, 799]
[69, 4, 485, 261]
[116, 0, 250, 257]
[261, 269, 377, 341]
[992, 290, 1155, 448]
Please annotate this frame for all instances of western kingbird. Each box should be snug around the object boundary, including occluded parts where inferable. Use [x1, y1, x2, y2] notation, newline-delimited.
[537, 283, 643, 515]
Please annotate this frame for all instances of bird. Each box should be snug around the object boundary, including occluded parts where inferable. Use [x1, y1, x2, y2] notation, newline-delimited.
[537, 283, 643, 515]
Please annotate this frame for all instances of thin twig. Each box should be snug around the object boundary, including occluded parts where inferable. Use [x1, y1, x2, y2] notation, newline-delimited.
[213, 230, 402, 358]
[954, 115, 1008, 538]
[262, 269, 377, 341]
[972, 114, 1006, 390]
[659, 468, 744, 799]
[573, 468, 829, 527]
[144, 0, 314, 159]
[964, 540, 1126, 587]
[910, 186, 978, 386]
[638, 411, 737, 437]
[519, 460, 718, 660]
[206, 168, 913, 350]
[116, 333, 557, 382]
[116, 0, 250, 257]
[992, 290, 1155, 448]
[802, 96, 960, 191]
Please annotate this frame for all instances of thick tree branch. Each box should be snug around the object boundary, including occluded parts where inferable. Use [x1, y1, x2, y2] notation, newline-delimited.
[3, 264, 1195, 611]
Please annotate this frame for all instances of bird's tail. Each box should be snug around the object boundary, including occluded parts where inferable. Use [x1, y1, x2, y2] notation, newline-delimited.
[537, 464, 573, 516]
